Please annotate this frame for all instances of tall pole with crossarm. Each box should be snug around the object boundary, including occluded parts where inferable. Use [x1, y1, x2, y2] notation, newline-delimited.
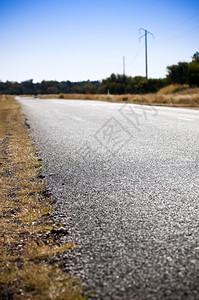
[139, 28, 154, 79]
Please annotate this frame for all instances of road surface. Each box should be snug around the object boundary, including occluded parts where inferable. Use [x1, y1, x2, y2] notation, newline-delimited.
[18, 98, 199, 299]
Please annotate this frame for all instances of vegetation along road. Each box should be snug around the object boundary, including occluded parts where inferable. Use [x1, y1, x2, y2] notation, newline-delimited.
[18, 97, 199, 299]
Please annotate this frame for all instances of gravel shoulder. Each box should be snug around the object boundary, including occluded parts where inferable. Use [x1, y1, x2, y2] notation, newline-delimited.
[0, 96, 87, 300]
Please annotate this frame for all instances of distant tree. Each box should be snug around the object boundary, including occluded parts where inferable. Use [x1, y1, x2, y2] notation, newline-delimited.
[188, 61, 199, 86]
[0, 81, 4, 94]
[82, 83, 97, 94]
[5, 81, 23, 94]
[166, 52, 199, 86]
[167, 62, 189, 84]
[131, 76, 148, 93]
[39, 81, 59, 94]
[147, 78, 167, 93]
[192, 52, 199, 62]
[47, 86, 58, 94]
[21, 79, 35, 94]
[100, 74, 131, 94]
[58, 81, 72, 93]
[99, 74, 166, 95]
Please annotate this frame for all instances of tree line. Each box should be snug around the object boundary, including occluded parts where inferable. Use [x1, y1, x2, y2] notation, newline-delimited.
[0, 52, 199, 95]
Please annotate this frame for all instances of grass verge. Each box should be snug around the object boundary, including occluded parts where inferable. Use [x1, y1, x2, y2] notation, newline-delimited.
[36, 85, 199, 108]
[0, 95, 87, 299]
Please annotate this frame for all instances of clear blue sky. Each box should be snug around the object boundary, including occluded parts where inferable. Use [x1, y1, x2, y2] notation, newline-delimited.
[0, 0, 199, 82]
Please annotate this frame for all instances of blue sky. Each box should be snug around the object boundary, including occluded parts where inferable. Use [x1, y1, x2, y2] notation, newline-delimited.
[0, 0, 199, 82]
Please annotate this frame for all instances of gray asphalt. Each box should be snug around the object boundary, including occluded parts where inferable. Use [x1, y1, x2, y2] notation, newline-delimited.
[18, 97, 199, 299]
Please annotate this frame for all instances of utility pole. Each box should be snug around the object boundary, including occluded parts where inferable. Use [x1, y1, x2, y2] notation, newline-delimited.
[139, 28, 154, 79]
[123, 56, 126, 76]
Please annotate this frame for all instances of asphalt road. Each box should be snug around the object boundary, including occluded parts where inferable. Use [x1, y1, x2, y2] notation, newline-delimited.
[18, 97, 199, 299]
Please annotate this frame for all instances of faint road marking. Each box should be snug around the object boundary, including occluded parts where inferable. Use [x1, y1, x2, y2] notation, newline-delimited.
[177, 117, 194, 122]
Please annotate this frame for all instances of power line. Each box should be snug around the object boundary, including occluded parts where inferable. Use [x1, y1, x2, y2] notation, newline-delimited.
[128, 44, 144, 67]
[155, 12, 199, 35]
[139, 28, 154, 79]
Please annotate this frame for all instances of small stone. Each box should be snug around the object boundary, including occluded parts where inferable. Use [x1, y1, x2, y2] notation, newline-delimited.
[38, 174, 45, 179]
[57, 227, 69, 235]
[51, 227, 69, 235]
[50, 229, 57, 234]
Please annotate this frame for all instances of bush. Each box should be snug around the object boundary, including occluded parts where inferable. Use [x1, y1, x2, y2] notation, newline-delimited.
[59, 94, 65, 99]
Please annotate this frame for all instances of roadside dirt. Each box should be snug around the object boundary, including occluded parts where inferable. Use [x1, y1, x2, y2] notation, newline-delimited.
[0, 96, 87, 300]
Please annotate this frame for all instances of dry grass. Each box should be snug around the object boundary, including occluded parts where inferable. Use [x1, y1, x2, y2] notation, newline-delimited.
[37, 85, 199, 108]
[0, 96, 87, 299]
[157, 84, 189, 95]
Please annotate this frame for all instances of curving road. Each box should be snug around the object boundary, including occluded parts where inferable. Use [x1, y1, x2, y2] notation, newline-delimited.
[18, 97, 199, 299]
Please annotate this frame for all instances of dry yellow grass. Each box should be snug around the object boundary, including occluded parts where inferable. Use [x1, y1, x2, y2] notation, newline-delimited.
[0, 96, 87, 299]
[37, 85, 199, 108]
[157, 84, 189, 95]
